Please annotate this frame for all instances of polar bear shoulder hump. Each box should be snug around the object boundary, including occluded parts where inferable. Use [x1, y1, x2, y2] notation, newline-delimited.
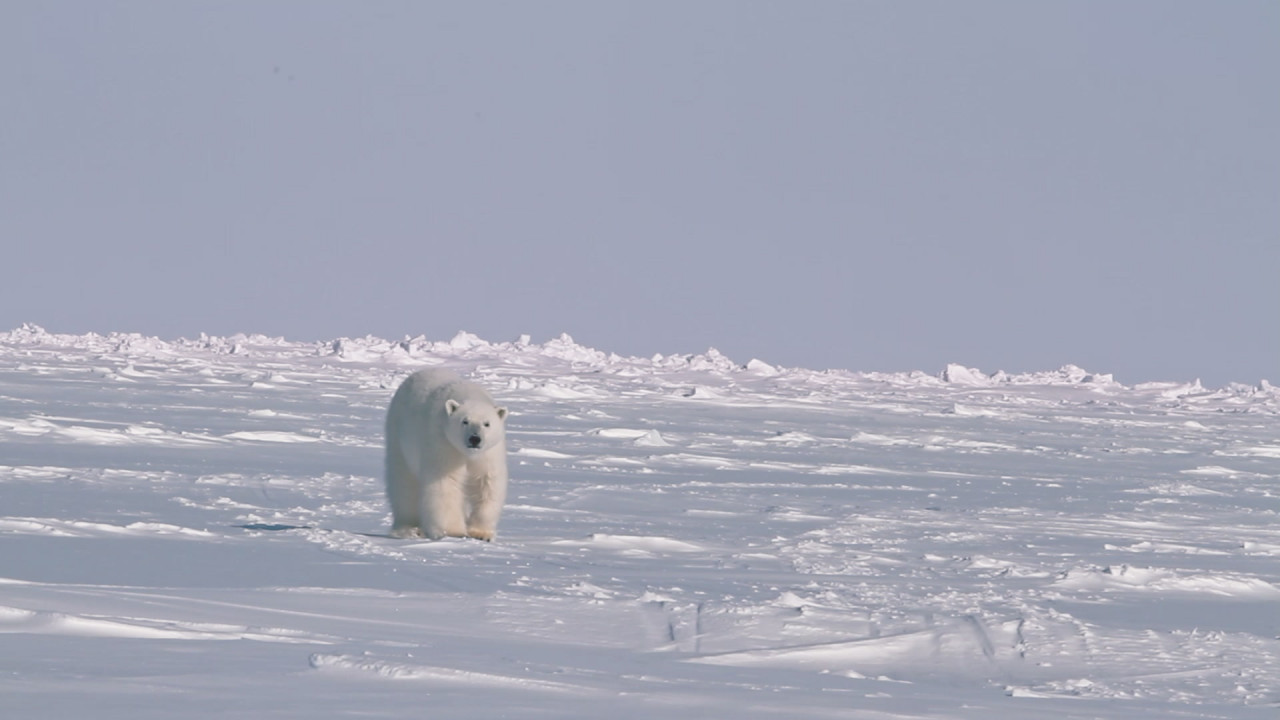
[395, 368, 498, 409]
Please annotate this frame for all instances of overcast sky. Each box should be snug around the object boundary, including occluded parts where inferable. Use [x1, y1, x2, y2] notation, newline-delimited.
[3, 1, 1276, 386]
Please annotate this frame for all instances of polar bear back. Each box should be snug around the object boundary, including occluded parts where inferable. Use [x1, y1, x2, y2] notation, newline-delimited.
[390, 368, 491, 412]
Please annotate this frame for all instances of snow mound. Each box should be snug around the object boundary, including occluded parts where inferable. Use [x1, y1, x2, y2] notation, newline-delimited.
[1054, 565, 1280, 598]
[15, 325, 1260, 395]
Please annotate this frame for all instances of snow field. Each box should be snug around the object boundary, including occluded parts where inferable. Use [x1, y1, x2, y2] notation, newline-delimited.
[0, 325, 1277, 718]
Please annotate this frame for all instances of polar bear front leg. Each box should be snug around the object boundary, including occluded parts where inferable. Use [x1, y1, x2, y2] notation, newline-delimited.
[465, 471, 507, 542]
[422, 471, 469, 540]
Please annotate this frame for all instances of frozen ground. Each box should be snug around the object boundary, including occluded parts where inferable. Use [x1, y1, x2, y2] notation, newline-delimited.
[0, 324, 1277, 719]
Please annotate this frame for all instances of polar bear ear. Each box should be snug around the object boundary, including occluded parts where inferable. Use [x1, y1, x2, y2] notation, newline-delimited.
[445, 398, 461, 416]
[496, 407, 508, 421]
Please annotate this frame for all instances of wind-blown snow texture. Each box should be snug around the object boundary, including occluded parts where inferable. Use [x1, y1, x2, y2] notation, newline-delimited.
[1, 325, 1277, 719]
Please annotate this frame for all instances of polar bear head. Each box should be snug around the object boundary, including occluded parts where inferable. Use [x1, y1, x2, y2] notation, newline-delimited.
[444, 398, 508, 455]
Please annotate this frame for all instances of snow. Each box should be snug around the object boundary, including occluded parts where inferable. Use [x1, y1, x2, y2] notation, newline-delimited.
[1, 325, 1277, 718]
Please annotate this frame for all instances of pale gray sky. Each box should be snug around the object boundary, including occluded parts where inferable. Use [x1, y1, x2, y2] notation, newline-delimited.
[3, 1, 1276, 386]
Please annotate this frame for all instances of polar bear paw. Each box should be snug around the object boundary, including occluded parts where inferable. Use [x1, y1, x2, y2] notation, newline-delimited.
[466, 527, 495, 542]
[389, 526, 425, 539]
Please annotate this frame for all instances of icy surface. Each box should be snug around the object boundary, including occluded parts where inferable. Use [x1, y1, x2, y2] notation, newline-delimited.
[1, 325, 1277, 718]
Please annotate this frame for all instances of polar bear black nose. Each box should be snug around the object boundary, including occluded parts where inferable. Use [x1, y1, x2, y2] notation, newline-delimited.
[468, 435, 482, 448]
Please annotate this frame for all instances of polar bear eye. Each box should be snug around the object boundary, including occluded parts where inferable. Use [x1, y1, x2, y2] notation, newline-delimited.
[483, 421, 490, 428]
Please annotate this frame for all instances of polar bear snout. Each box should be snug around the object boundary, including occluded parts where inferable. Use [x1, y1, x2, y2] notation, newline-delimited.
[457, 416, 496, 452]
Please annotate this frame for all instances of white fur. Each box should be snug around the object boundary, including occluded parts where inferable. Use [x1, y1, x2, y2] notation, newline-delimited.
[384, 368, 509, 541]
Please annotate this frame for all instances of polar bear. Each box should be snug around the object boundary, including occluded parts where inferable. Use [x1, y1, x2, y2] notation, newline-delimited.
[384, 368, 509, 541]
